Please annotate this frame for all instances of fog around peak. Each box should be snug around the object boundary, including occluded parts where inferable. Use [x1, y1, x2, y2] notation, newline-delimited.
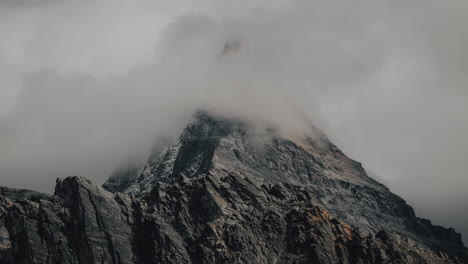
[0, 0, 467, 243]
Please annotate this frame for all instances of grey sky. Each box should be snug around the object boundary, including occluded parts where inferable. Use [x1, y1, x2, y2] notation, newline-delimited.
[0, 0, 467, 243]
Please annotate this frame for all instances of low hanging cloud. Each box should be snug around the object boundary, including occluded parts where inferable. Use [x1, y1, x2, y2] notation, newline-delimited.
[0, 0, 467, 243]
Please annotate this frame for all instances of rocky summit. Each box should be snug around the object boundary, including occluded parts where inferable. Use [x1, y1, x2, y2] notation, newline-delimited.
[0, 111, 467, 264]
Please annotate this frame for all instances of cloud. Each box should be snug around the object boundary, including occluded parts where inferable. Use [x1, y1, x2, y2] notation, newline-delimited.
[0, 0, 467, 243]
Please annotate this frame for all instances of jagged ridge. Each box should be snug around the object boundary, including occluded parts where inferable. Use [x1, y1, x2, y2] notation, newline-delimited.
[0, 111, 466, 263]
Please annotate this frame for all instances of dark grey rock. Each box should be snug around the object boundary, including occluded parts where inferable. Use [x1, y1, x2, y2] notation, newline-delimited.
[1, 111, 467, 263]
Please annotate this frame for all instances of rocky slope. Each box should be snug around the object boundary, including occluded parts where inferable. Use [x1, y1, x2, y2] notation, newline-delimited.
[0, 111, 467, 263]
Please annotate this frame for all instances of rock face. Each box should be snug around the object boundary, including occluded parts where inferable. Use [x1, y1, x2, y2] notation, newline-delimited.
[1, 112, 467, 263]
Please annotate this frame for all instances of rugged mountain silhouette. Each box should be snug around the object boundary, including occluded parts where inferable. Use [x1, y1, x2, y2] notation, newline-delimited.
[0, 111, 466, 263]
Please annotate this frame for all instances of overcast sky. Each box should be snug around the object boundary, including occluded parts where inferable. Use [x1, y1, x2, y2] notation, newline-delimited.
[0, 0, 467, 244]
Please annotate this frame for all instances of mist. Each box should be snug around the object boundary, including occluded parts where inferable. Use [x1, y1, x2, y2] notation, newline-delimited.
[0, 0, 467, 243]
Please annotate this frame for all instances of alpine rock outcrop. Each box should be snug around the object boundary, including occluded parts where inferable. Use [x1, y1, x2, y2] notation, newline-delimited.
[0, 111, 466, 263]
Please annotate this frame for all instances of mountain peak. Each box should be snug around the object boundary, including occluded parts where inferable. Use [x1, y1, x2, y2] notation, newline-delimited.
[104, 111, 385, 196]
[1, 111, 467, 263]
[102, 111, 468, 254]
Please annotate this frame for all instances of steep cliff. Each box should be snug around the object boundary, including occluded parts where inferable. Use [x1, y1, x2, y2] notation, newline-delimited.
[0, 112, 466, 263]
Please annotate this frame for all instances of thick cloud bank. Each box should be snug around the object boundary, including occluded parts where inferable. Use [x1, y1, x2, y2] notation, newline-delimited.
[0, 0, 467, 243]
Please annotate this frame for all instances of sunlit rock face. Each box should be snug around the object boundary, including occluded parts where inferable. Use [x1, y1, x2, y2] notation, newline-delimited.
[0, 111, 467, 263]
